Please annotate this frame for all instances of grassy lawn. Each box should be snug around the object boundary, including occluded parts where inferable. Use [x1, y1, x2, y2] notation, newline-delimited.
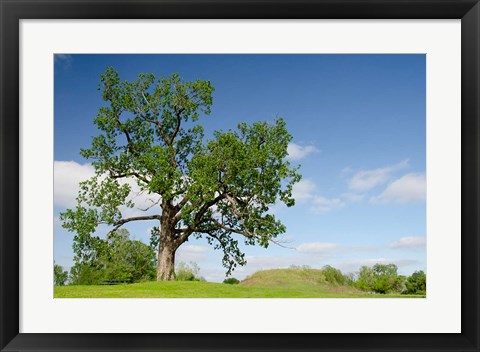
[55, 280, 362, 298]
[54, 269, 425, 298]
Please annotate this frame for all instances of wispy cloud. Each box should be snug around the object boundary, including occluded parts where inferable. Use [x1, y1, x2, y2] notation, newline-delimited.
[292, 179, 317, 201]
[54, 54, 73, 69]
[53, 216, 62, 227]
[389, 236, 426, 249]
[292, 179, 344, 213]
[54, 160, 161, 217]
[180, 245, 210, 253]
[296, 242, 339, 253]
[340, 192, 365, 203]
[340, 167, 353, 176]
[371, 173, 426, 204]
[311, 196, 344, 213]
[347, 159, 409, 192]
[287, 143, 319, 161]
[176, 245, 210, 263]
[287, 159, 420, 214]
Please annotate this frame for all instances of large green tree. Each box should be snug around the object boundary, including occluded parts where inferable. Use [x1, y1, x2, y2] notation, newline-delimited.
[69, 228, 156, 285]
[404, 270, 426, 294]
[355, 264, 405, 294]
[61, 68, 301, 281]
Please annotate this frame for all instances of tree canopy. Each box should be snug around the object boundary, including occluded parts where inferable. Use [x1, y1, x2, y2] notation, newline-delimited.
[355, 264, 406, 294]
[61, 68, 301, 280]
[53, 264, 68, 286]
[69, 228, 156, 285]
[405, 270, 426, 294]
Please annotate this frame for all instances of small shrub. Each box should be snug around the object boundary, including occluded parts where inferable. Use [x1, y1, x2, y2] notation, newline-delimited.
[344, 272, 357, 286]
[223, 277, 240, 285]
[355, 264, 406, 294]
[403, 270, 426, 294]
[69, 264, 105, 285]
[289, 264, 311, 270]
[322, 265, 347, 286]
[176, 262, 202, 281]
[54, 264, 68, 286]
[355, 266, 375, 291]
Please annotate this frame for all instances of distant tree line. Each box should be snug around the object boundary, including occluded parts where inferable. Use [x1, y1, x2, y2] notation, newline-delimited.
[324, 263, 426, 295]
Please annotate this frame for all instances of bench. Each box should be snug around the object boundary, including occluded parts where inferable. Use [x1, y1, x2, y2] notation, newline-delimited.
[100, 280, 131, 285]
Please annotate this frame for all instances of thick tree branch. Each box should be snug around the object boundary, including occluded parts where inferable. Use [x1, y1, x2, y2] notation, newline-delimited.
[173, 220, 252, 238]
[109, 171, 151, 184]
[137, 197, 161, 212]
[174, 192, 226, 225]
[225, 194, 250, 227]
[112, 109, 138, 156]
[112, 214, 161, 232]
[173, 193, 226, 245]
[174, 196, 190, 213]
[141, 114, 170, 146]
[170, 107, 184, 144]
[206, 218, 254, 238]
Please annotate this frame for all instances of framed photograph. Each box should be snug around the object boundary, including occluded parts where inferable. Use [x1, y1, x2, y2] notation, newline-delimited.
[1, 0, 479, 351]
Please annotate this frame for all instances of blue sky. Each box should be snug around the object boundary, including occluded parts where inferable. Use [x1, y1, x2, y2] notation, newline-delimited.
[54, 54, 426, 282]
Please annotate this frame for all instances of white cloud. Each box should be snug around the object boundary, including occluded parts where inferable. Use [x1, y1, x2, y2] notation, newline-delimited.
[296, 242, 339, 253]
[54, 161, 95, 208]
[371, 173, 426, 204]
[176, 245, 211, 263]
[180, 245, 210, 253]
[292, 179, 317, 201]
[311, 196, 344, 213]
[54, 54, 73, 69]
[121, 186, 161, 218]
[340, 192, 365, 202]
[53, 216, 62, 227]
[389, 236, 426, 249]
[54, 160, 161, 217]
[340, 167, 353, 175]
[176, 252, 207, 263]
[348, 159, 409, 192]
[292, 179, 345, 213]
[54, 54, 72, 62]
[287, 143, 319, 161]
[349, 244, 381, 252]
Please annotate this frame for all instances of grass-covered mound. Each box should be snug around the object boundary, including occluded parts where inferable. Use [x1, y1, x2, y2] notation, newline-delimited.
[241, 268, 327, 287]
[240, 268, 360, 295]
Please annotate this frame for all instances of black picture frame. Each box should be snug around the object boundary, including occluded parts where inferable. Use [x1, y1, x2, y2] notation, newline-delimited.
[1, 1, 479, 351]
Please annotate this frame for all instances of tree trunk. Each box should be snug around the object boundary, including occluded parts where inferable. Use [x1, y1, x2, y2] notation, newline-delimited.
[157, 241, 176, 281]
[157, 207, 178, 281]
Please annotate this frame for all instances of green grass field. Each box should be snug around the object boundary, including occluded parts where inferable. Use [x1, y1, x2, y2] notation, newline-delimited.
[54, 268, 426, 298]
